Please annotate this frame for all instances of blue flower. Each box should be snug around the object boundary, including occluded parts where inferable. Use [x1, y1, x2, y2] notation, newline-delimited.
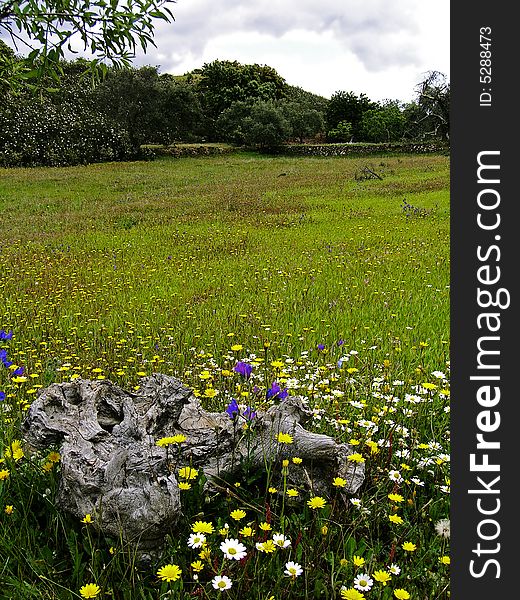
[225, 398, 240, 419]
[266, 382, 288, 401]
[0, 330, 13, 340]
[243, 406, 257, 421]
[13, 366, 24, 376]
[0, 349, 13, 368]
[337, 339, 345, 346]
[317, 344, 326, 351]
[234, 361, 253, 379]
[0, 391, 5, 402]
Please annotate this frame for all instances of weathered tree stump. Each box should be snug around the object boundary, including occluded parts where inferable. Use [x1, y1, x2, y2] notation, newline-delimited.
[21, 374, 364, 559]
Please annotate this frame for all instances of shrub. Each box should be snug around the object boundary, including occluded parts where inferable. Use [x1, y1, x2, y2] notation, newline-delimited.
[0, 97, 136, 167]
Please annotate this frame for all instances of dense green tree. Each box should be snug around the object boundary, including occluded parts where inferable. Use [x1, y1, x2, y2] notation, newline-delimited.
[280, 101, 324, 142]
[93, 65, 161, 148]
[360, 100, 405, 142]
[157, 75, 204, 142]
[194, 60, 287, 137]
[326, 120, 353, 142]
[0, 0, 175, 89]
[217, 99, 291, 148]
[326, 91, 376, 140]
[284, 84, 329, 116]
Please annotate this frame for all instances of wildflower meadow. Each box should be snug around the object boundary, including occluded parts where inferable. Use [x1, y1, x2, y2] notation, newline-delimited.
[0, 152, 450, 599]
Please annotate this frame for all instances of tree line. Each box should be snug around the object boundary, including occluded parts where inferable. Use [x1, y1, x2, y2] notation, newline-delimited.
[0, 44, 449, 167]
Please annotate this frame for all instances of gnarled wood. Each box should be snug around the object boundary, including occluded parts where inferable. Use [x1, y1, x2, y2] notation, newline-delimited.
[22, 374, 364, 558]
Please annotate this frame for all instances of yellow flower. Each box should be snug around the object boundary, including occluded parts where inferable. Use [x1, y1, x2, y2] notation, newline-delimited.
[389, 514, 404, 524]
[332, 477, 347, 488]
[440, 555, 450, 565]
[82, 514, 92, 524]
[394, 590, 410, 600]
[48, 451, 61, 463]
[268, 487, 278, 494]
[340, 588, 365, 600]
[365, 440, 379, 454]
[179, 467, 198, 480]
[352, 555, 365, 567]
[178, 482, 192, 490]
[199, 547, 211, 560]
[79, 583, 101, 598]
[231, 344, 244, 351]
[256, 540, 276, 553]
[157, 563, 182, 582]
[4, 505, 14, 515]
[0, 469, 10, 480]
[373, 570, 392, 585]
[10, 440, 24, 461]
[259, 522, 272, 531]
[286, 488, 299, 497]
[42, 461, 54, 472]
[307, 496, 327, 510]
[277, 432, 294, 444]
[191, 560, 204, 572]
[347, 453, 365, 463]
[282, 459, 289, 468]
[239, 526, 255, 537]
[388, 493, 404, 502]
[402, 541, 417, 552]
[157, 434, 187, 447]
[192, 521, 214, 534]
[422, 382, 437, 390]
[230, 509, 246, 521]
[292, 457, 302, 464]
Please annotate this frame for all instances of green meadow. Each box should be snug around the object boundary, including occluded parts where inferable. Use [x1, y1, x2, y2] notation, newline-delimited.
[0, 152, 450, 599]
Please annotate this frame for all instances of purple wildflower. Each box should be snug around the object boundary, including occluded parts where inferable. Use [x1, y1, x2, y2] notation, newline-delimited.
[0, 349, 13, 368]
[0, 330, 13, 340]
[0, 391, 5, 402]
[234, 361, 253, 379]
[317, 344, 326, 351]
[225, 398, 240, 419]
[243, 406, 257, 421]
[266, 382, 288, 401]
[13, 366, 24, 376]
[337, 339, 345, 346]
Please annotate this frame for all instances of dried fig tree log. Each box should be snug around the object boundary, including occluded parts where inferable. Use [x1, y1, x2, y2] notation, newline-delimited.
[22, 374, 364, 555]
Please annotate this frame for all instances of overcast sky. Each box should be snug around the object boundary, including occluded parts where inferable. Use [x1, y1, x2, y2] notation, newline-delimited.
[131, 0, 450, 103]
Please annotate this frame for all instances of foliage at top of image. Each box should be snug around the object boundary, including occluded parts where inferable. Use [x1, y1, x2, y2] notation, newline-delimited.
[0, 0, 175, 90]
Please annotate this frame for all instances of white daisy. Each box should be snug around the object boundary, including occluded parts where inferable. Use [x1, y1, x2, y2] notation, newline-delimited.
[284, 561, 303, 578]
[187, 533, 206, 548]
[353, 573, 373, 591]
[272, 533, 291, 548]
[388, 469, 403, 483]
[220, 538, 247, 561]
[212, 575, 233, 590]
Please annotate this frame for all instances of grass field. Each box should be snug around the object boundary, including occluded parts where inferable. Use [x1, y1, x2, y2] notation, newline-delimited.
[0, 152, 450, 599]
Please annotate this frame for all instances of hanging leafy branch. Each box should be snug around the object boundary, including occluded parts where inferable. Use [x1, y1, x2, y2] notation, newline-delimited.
[0, 0, 175, 88]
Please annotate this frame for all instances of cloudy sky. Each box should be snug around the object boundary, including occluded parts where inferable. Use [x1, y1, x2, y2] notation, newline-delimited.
[132, 0, 450, 103]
